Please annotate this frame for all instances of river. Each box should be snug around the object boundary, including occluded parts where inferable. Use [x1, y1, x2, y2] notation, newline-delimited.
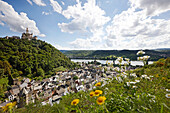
[71, 59, 154, 66]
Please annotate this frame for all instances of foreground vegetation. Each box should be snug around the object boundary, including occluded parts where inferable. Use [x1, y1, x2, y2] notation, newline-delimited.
[12, 58, 169, 113]
[0, 38, 76, 100]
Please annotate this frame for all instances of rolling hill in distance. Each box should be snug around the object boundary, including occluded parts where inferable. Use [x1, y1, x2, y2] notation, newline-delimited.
[61, 49, 170, 61]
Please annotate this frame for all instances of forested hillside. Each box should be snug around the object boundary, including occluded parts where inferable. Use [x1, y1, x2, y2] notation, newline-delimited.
[0, 38, 76, 98]
[62, 50, 170, 60]
[0, 38, 76, 78]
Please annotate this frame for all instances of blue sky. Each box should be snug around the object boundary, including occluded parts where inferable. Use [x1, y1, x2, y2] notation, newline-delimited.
[0, 0, 170, 50]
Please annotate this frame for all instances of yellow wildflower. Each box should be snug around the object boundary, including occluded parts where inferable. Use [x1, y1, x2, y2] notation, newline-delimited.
[94, 90, 103, 96]
[2, 105, 8, 112]
[155, 74, 159, 78]
[97, 96, 106, 105]
[162, 77, 166, 80]
[71, 99, 79, 106]
[95, 82, 101, 87]
[2, 101, 16, 112]
[90, 91, 95, 98]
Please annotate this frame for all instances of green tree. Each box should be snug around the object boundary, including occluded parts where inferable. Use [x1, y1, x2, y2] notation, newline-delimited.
[25, 67, 32, 75]
[73, 76, 78, 80]
[36, 68, 44, 77]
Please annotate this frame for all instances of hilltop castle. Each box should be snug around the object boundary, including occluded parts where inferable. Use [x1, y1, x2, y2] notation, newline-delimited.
[21, 28, 37, 40]
[3, 28, 37, 40]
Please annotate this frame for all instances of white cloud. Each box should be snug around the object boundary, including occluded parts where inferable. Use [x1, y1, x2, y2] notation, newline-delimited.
[42, 11, 51, 15]
[104, 0, 170, 50]
[39, 34, 46, 37]
[61, 1, 65, 5]
[70, 38, 93, 49]
[59, 0, 110, 33]
[27, 0, 33, 5]
[55, 44, 71, 50]
[58, 0, 110, 49]
[129, 0, 170, 16]
[55, 0, 170, 50]
[105, 6, 170, 49]
[0, 0, 45, 37]
[50, 0, 62, 13]
[69, 28, 107, 50]
[69, 38, 105, 50]
[32, 0, 46, 6]
[76, 0, 80, 4]
[27, 0, 46, 6]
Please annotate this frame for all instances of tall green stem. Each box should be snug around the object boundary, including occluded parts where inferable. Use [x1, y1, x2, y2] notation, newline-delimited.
[77, 105, 82, 113]
[104, 104, 109, 113]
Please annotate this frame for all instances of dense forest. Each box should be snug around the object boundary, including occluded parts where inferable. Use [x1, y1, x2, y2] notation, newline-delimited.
[0, 38, 76, 98]
[62, 50, 170, 61]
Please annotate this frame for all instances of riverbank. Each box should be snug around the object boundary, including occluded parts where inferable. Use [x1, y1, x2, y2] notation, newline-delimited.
[71, 59, 154, 66]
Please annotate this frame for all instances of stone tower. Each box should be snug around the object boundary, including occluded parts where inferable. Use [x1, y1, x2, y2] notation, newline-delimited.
[26, 28, 29, 33]
[21, 28, 35, 40]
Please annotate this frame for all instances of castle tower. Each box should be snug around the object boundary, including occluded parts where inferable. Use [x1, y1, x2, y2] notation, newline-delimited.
[26, 28, 29, 33]
[21, 28, 36, 40]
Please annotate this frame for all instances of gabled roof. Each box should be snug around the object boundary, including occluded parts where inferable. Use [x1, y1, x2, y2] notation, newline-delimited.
[56, 88, 65, 95]
[24, 78, 30, 83]
[11, 85, 20, 95]
[22, 88, 28, 94]
[42, 78, 50, 82]
[34, 85, 42, 91]
[52, 95, 61, 101]
[20, 82, 28, 89]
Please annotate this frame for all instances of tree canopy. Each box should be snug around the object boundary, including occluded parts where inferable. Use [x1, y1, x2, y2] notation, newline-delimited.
[0, 38, 76, 79]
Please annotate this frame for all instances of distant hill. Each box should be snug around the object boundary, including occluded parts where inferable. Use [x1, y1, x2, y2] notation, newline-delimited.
[60, 50, 68, 53]
[0, 38, 76, 79]
[61, 50, 170, 61]
[154, 48, 170, 50]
